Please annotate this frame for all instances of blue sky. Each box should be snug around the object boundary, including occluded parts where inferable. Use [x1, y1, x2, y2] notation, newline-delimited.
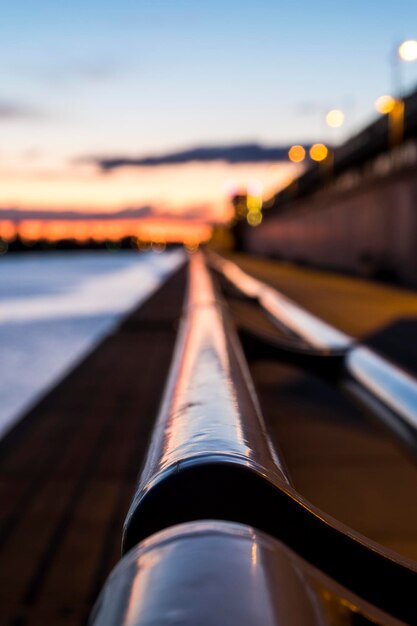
[2, 0, 417, 162]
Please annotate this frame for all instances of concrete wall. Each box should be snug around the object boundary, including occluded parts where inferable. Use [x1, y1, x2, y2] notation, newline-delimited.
[246, 166, 417, 285]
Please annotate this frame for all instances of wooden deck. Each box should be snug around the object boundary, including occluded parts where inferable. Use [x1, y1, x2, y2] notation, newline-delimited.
[2, 255, 417, 625]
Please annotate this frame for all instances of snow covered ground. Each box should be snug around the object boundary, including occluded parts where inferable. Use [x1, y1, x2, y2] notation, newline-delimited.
[0, 250, 184, 438]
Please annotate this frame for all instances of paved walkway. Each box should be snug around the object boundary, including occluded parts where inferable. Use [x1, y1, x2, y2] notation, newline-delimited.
[229, 252, 417, 340]
[0, 267, 186, 626]
[227, 254, 417, 562]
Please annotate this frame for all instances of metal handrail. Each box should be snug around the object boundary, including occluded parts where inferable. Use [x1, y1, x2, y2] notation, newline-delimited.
[208, 252, 417, 453]
[122, 251, 290, 550]
[121, 252, 417, 624]
[91, 521, 404, 626]
[208, 252, 351, 352]
[344, 346, 417, 451]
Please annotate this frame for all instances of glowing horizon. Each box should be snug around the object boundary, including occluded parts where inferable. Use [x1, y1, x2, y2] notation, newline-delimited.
[0, 160, 300, 225]
[0, 217, 213, 245]
[2, 0, 415, 243]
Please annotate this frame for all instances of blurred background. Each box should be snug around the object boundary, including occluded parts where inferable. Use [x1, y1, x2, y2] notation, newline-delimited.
[1, 0, 417, 253]
[2, 0, 417, 429]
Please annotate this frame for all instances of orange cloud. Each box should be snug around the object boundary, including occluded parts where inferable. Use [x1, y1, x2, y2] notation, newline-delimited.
[1, 161, 299, 219]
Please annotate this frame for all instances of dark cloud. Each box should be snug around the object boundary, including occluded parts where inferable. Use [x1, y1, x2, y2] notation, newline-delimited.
[0, 205, 208, 222]
[0, 100, 43, 121]
[0, 206, 153, 222]
[86, 143, 300, 171]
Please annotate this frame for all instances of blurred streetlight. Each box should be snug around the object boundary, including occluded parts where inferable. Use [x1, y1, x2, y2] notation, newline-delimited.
[288, 145, 306, 163]
[309, 143, 328, 162]
[392, 39, 417, 97]
[375, 95, 404, 147]
[295, 102, 350, 145]
[247, 211, 262, 227]
[325, 109, 345, 128]
[383, 39, 417, 146]
[398, 39, 417, 62]
[375, 95, 396, 114]
[246, 179, 263, 227]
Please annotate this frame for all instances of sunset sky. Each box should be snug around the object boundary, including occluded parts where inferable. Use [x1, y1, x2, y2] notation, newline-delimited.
[2, 0, 417, 231]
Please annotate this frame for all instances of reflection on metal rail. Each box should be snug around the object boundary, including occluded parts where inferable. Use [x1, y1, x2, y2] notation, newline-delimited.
[90, 252, 417, 626]
[208, 252, 351, 353]
[208, 252, 417, 454]
[91, 521, 403, 626]
[122, 250, 290, 551]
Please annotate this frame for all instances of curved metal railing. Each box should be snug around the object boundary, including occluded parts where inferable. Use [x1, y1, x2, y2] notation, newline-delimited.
[122, 251, 290, 551]
[116, 252, 417, 624]
[91, 521, 404, 626]
[87, 252, 417, 625]
[209, 252, 351, 353]
[208, 252, 417, 454]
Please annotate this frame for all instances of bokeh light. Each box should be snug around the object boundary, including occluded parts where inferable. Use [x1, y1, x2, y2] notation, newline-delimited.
[246, 179, 263, 213]
[375, 95, 396, 114]
[288, 145, 306, 163]
[398, 40, 417, 62]
[247, 211, 263, 227]
[309, 143, 329, 162]
[325, 109, 345, 128]
[247, 194, 263, 212]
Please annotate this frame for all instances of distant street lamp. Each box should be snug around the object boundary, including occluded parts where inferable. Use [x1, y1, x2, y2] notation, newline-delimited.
[379, 40, 417, 147]
[288, 144, 306, 163]
[309, 143, 328, 162]
[398, 39, 417, 62]
[325, 109, 345, 152]
[295, 102, 349, 146]
[372, 41, 417, 150]
[325, 109, 345, 129]
[375, 93, 404, 146]
[375, 95, 396, 114]
[392, 39, 417, 97]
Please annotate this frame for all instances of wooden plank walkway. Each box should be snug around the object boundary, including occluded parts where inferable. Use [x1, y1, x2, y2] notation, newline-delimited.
[0, 266, 186, 626]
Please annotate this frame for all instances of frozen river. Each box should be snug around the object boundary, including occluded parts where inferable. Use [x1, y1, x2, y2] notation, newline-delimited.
[0, 250, 184, 437]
